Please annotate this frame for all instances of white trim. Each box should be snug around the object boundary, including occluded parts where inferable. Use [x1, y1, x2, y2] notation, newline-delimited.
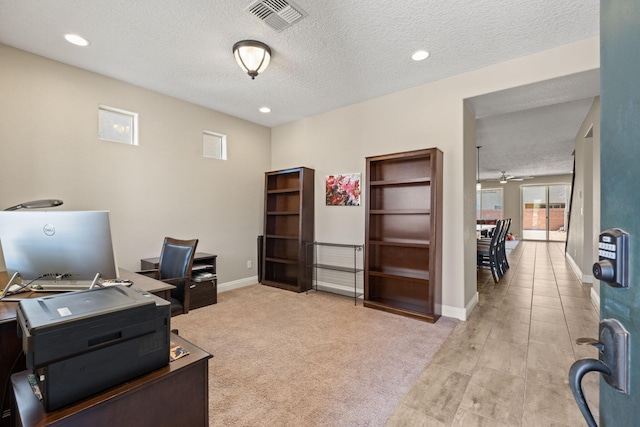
[221, 278, 476, 322]
[203, 130, 228, 160]
[565, 251, 600, 313]
[591, 287, 600, 314]
[98, 104, 138, 145]
[317, 281, 473, 321]
[442, 292, 478, 321]
[218, 276, 257, 293]
[565, 252, 584, 281]
[220, 278, 473, 321]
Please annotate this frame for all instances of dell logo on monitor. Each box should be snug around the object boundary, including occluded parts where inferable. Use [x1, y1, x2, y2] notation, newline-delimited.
[43, 224, 56, 236]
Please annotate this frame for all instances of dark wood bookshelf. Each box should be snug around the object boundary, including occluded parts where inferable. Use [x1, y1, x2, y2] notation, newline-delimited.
[262, 167, 314, 292]
[364, 148, 443, 322]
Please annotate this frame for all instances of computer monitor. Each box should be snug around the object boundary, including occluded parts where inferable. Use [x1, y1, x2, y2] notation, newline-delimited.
[0, 210, 119, 286]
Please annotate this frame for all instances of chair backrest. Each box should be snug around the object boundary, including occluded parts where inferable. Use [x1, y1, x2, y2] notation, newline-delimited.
[489, 219, 504, 247]
[502, 218, 511, 241]
[496, 218, 509, 244]
[159, 237, 199, 281]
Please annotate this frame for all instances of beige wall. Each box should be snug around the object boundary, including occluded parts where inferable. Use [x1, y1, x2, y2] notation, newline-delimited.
[0, 44, 271, 285]
[0, 36, 600, 315]
[271, 37, 599, 317]
[566, 97, 600, 293]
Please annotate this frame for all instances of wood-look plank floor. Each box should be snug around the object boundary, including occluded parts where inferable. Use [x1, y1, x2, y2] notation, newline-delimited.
[386, 241, 599, 426]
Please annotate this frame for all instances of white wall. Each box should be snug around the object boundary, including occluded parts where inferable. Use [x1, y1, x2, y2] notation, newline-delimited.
[0, 44, 271, 285]
[463, 104, 479, 315]
[271, 37, 600, 318]
[566, 97, 601, 291]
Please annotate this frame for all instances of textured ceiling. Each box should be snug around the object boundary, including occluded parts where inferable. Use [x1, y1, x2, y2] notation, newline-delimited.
[468, 70, 600, 180]
[0, 0, 600, 177]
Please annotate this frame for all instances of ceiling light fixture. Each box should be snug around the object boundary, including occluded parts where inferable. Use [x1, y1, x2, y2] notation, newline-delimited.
[233, 40, 271, 80]
[476, 146, 482, 191]
[259, 107, 271, 113]
[64, 34, 89, 47]
[412, 50, 430, 61]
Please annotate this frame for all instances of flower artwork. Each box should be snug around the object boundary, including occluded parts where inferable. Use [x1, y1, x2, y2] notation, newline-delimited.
[326, 173, 361, 206]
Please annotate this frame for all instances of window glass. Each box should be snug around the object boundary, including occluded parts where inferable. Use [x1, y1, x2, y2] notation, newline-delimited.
[98, 105, 138, 145]
[203, 131, 227, 160]
[476, 188, 503, 220]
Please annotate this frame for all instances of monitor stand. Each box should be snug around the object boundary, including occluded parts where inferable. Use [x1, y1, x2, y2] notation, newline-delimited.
[0, 271, 23, 299]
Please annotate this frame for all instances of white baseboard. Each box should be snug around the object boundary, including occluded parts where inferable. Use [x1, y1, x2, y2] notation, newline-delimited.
[564, 253, 593, 283]
[218, 276, 258, 293]
[221, 278, 472, 321]
[565, 252, 600, 312]
[591, 287, 600, 314]
[315, 281, 471, 321]
[565, 252, 585, 281]
[442, 292, 477, 321]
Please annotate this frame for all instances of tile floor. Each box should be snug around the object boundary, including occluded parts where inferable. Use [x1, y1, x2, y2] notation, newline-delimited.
[386, 241, 600, 426]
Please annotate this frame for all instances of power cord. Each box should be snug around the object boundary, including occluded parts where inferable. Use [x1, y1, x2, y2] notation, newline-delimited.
[0, 273, 71, 299]
[0, 350, 24, 420]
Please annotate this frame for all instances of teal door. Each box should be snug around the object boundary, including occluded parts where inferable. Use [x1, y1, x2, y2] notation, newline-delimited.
[599, 0, 640, 424]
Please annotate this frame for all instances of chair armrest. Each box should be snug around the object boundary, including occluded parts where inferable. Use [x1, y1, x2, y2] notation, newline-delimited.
[136, 269, 160, 279]
[159, 276, 191, 285]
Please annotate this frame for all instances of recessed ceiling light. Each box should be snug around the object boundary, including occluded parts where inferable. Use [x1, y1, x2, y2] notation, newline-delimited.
[259, 107, 271, 113]
[64, 34, 90, 47]
[411, 50, 430, 61]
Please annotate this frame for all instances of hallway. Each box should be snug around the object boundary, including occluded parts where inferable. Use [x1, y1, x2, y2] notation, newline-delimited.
[386, 241, 600, 426]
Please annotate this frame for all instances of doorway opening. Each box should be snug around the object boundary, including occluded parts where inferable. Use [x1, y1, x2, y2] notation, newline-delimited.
[522, 184, 571, 241]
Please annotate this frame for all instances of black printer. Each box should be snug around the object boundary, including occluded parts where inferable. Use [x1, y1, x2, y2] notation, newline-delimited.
[17, 285, 170, 411]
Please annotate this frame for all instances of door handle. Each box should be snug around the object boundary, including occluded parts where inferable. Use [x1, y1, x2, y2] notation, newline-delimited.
[569, 318, 629, 427]
[569, 358, 610, 427]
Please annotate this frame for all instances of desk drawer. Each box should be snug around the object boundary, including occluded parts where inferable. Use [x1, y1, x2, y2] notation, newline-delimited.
[189, 280, 217, 309]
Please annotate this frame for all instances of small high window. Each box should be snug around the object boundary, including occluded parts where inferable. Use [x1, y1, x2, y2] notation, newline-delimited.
[203, 131, 227, 160]
[98, 105, 138, 145]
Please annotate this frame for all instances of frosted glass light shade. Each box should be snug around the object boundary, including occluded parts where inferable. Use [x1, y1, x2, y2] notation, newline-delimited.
[233, 40, 271, 79]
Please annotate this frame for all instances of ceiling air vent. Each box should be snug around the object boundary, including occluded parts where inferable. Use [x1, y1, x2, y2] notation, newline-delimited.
[246, 0, 307, 32]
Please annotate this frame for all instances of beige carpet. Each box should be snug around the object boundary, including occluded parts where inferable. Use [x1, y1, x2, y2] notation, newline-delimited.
[172, 284, 458, 426]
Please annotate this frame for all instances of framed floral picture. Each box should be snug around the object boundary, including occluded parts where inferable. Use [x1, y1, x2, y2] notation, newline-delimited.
[326, 173, 361, 206]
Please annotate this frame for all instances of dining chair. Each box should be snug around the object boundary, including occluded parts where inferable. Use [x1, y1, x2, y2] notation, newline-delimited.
[497, 218, 511, 274]
[477, 219, 504, 282]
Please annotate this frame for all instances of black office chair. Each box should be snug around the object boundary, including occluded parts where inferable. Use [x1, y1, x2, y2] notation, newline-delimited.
[139, 237, 198, 317]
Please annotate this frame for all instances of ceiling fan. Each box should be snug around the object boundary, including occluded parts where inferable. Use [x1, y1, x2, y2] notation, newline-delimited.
[489, 171, 534, 184]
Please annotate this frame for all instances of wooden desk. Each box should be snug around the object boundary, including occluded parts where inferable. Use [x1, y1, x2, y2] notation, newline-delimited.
[0, 270, 175, 427]
[10, 334, 212, 427]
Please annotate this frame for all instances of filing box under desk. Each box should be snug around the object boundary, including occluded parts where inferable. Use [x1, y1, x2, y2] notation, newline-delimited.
[16, 286, 170, 411]
[190, 279, 217, 308]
